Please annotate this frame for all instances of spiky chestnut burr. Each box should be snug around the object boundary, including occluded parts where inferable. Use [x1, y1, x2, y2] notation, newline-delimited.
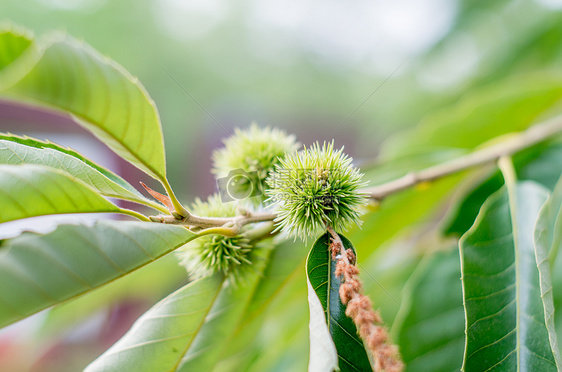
[266, 141, 367, 240]
[175, 194, 269, 282]
[212, 124, 299, 206]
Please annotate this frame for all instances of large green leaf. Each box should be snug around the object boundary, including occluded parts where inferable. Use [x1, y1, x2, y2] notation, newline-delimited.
[176, 245, 272, 371]
[215, 247, 312, 372]
[39, 254, 186, 337]
[84, 275, 225, 372]
[306, 233, 371, 372]
[460, 181, 557, 371]
[0, 164, 123, 223]
[393, 249, 465, 372]
[0, 220, 196, 328]
[444, 141, 562, 236]
[87, 244, 273, 372]
[0, 27, 167, 180]
[219, 240, 306, 367]
[382, 73, 562, 158]
[243, 272, 310, 372]
[0, 134, 164, 211]
[535, 175, 562, 365]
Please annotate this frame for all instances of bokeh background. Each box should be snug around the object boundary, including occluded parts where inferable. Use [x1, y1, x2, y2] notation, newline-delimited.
[1, 0, 562, 370]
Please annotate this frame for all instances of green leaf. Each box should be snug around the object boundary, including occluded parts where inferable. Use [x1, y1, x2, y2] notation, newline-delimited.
[0, 26, 33, 72]
[393, 249, 465, 372]
[84, 275, 225, 372]
[382, 73, 562, 159]
[0, 134, 163, 211]
[39, 254, 186, 337]
[534, 175, 562, 366]
[306, 233, 371, 372]
[460, 181, 557, 371]
[240, 273, 310, 372]
[215, 243, 312, 372]
[176, 246, 272, 371]
[87, 245, 273, 372]
[0, 27, 167, 180]
[0, 220, 196, 328]
[444, 141, 562, 236]
[0, 164, 122, 223]
[219, 240, 306, 367]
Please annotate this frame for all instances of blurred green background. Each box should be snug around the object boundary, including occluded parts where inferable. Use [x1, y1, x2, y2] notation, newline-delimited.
[1, 0, 562, 370]
[4, 0, 562, 200]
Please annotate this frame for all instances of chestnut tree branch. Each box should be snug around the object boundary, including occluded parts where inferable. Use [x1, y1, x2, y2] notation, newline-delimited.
[364, 114, 562, 200]
[149, 115, 562, 234]
[150, 211, 277, 232]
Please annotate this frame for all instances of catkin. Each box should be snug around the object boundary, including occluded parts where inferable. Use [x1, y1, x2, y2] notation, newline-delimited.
[331, 237, 404, 372]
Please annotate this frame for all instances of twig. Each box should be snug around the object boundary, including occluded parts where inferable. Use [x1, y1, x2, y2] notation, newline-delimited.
[149, 115, 562, 234]
[364, 114, 562, 200]
[150, 210, 276, 232]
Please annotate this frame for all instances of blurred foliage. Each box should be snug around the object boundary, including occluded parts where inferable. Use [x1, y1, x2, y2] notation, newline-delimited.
[392, 248, 464, 371]
[443, 139, 562, 236]
[3, 0, 561, 197]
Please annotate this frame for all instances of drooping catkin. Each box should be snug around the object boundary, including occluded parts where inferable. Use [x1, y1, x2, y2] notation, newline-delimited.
[330, 235, 404, 372]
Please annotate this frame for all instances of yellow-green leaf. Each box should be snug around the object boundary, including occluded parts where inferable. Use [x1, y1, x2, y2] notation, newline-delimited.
[0, 26, 167, 180]
[0, 134, 164, 212]
[0, 164, 121, 223]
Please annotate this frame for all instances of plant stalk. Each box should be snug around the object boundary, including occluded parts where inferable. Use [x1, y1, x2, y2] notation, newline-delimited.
[150, 116, 562, 234]
[364, 115, 562, 200]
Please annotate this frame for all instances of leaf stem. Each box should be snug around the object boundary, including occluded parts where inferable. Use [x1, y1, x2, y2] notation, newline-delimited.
[498, 156, 517, 187]
[143, 200, 170, 214]
[195, 221, 277, 241]
[161, 178, 189, 217]
[118, 208, 150, 221]
[127, 197, 169, 214]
